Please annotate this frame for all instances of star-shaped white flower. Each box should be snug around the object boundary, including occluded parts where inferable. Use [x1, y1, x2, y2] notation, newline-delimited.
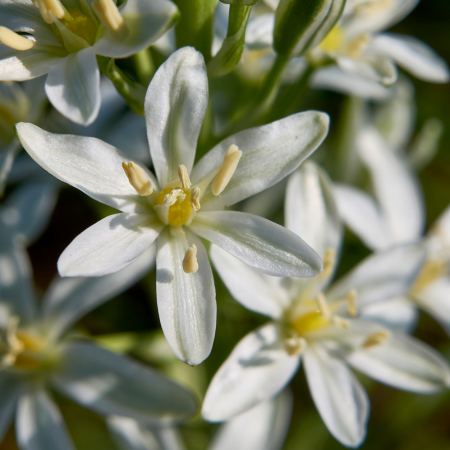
[0, 0, 178, 125]
[16, 47, 329, 365]
[202, 161, 450, 448]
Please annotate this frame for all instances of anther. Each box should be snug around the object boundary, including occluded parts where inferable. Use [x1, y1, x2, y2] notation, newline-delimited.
[332, 316, 349, 329]
[191, 187, 201, 211]
[346, 289, 357, 317]
[316, 293, 330, 319]
[285, 336, 306, 356]
[178, 165, 191, 190]
[43, 0, 65, 19]
[164, 189, 185, 206]
[211, 144, 242, 196]
[122, 162, 153, 196]
[363, 331, 389, 349]
[92, 0, 129, 40]
[0, 27, 35, 51]
[183, 245, 199, 274]
[35, 0, 53, 23]
[320, 248, 336, 278]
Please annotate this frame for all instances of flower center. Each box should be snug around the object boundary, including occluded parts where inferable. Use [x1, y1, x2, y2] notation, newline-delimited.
[57, 8, 97, 46]
[157, 187, 193, 227]
[411, 259, 447, 295]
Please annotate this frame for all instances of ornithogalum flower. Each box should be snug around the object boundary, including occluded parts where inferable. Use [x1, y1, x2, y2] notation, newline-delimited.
[202, 161, 450, 448]
[0, 0, 178, 125]
[16, 47, 329, 365]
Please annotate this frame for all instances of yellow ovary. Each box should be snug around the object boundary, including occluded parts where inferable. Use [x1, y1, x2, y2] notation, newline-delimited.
[291, 310, 330, 335]
[55, 8, 97, 46]
[319, 25, 345, 54]
[157, 187, 193, 226]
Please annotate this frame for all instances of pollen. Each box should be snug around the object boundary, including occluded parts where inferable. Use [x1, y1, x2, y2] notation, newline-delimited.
[319, 24, 345, 54]
[91, 0, 129, 40]
[59, 8, 97, 46]
[157, 187, 193, 226]
[0, 27, 35, 51]
[178, 165, 191, 190]
[211, 144, 242, 196]
[363, 331, 389, 349]
[346, 34, 370, 58]
[319, 248, 336, 279]
[346, 289, 358, 316]
[183, 245, 199, 274]
[284, 335, 306, 356]
[191, 187, 201, 211]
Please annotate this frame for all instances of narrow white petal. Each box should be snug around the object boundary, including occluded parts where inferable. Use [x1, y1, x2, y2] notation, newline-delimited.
[45, 47, 100, 126]
[191, 112, 329, 210]
[156, 229, 216, 365]
[51, 342, 197, 421]
[369, 33, 449, 83]
[145, 47, 208, 187]
[16, 123, 155, 213]
[190, 211, 323, 277]
[0, 146, 16, 194]
[303, 344, 369, 448]
[210, 245, 290, 320]
[0, 374, 22, 443]
[202, 323, 300, 422]
[337, 55, 397, 85]
[58, 213, 163, 277]
[16, 388, 76, 450]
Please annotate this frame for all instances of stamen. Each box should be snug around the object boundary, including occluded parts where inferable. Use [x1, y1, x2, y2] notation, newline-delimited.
[285, 336, 306, 356]
[183, 245, 199, 274]
[191, 187, 201, 211]
[332, 316, 349, 329]
[346, 289, 357, 316]
[211, 144, 242, 196]
[42, 0, 65, 19]
[316, 293, 330, 319]
[319, 248, 336, 278]
[91, 0, 129, 40]
[164, 189, 185, 206]
[363, 331, 389, 349]
[122, 162, 153, 196]
[346, 34, 370, 58]
[36, 0, 53, 23]
[0, 27, 35, 51]
[178, 165, 191, 190]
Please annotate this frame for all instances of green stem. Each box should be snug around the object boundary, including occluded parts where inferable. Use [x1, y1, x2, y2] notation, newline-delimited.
[227, 4, 252, 36]
[133, 48, 155, 87]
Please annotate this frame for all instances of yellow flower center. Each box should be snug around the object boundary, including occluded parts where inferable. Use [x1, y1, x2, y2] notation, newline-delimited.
[157, 187, 193, 227]
[59, 8, 97, 46]
[319, 24, 345, 54]
[411, 259, 447, 295]
[291, 310, 331, 334]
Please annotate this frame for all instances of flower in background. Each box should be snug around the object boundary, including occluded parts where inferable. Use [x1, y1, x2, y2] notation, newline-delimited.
[202, 161, 449, 448]
[16, 46, 329, 366]
[0, 0, 178, 125]
[107, 390, 292, 450]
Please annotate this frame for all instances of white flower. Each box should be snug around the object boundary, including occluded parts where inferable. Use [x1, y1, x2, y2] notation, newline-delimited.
[107, 390, 292, 450]
[16, 46, 329, 366]
[335, 123, 450, 335]
[0, 0, 178, 125]
[201, 161, 449, 448]
[0, 233, 197, 449]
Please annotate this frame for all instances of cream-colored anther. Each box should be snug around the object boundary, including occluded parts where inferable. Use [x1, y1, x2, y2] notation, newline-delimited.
[0, 27, 35, 51]
[1, 316, 23, 367]
[36, 0, 53, 23]
[319, 248, 336, 278]
[191, 187, 201, 211]
[363, 331, 389, 349]
[316, 293, 330, 318]
[178, 165, 191, 190]
[211, 145, 242, 196]
[183, 245, 199, 274]
[332, 316, 349, 329]
[122, 162, 153, 196]
[285, 336, 306, 356]
[92, 0, 128, 39]
[43, 0, 65, 19]
[346, 289, 357, 316]
[346, 34, 370, 58]
[164, 189, 185, 206]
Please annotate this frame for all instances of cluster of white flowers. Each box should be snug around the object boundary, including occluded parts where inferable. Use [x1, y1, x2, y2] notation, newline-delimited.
[0, 0, 448, 448]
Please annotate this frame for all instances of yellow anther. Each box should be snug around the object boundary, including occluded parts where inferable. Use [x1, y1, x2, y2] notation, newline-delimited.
[0, 27, 35, 51]
[316, 293, 330, 318]
[183, 245, 199, 274]
[346, 289, 358, 317]
[191, 187, 201, 211]
[332, 316, 350, 329]
[346, 34, 370, 58]
[211, 144, 242, 196]
[319, 248, 336, 279]
[43, 0, 65, 19]
[91, 0, 129, 40]
[164, 189, 185, 207]
[178, 165, 191, 190]
[284, 336, 306, 356]
[411, 259, 446, 295]
[363, 331, 389, 349]
[122, 162, 153, 196]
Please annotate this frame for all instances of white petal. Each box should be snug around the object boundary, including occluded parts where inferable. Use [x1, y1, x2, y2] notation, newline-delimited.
[190, 211, 323, 277]
[286, 161, 341, 261]
[0, 146, 16, 194]
[202, 322, 300, 422]
[210, 244, 290, 320]
[310, 65, 393, 100]
[345, 328, 450, 393]
[58, 213, 163, 277]
[327, 243, 426, 307]
[145, 47, 208, 187]
[245, 14, 275, 50]
[357, 127, 425, 244]
[43, 247, 155, 341]
[334, 184, 392, 251]
[156, 229, 216, 366]
[16, 388, 76, 450]
[0, 374, 22, 443]
[45, 47, 100, 126]
[369, 33, 449, 83]
[93, 0, 179, 59]
[192, 112, 329, 210]
[51, 342, 197, 422]
[337, 55, 397, 85]
[16, 123, 155, 213]
[303, 344, 369, 448]
[210, 390, 292, 450]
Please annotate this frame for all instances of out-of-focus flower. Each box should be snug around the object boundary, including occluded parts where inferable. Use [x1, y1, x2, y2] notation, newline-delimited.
[202, 161, 449, 448]
[0, 0, 178, 125]
[16, 46, 329, 366]
[107, 390, 292, 450]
